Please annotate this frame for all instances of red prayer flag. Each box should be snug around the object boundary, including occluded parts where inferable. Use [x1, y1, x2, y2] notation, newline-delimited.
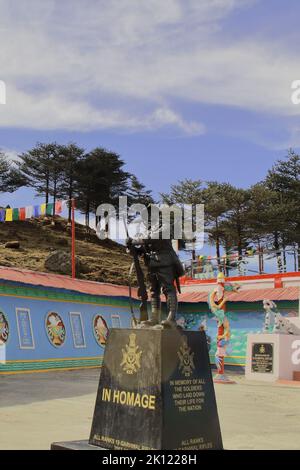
[19, 208, 26, 220]
[55, 201, 62, 214]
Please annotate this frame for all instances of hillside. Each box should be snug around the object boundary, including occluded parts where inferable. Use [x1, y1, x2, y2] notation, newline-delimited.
[0, 217, 133, 285]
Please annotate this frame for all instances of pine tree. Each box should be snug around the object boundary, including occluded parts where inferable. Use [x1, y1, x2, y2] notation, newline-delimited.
[127, 175, 154, 206]
[0, 152, 26, 193]
[59, 143, 85, 221]
[221, 186, 251, 263]
[202, 182, 232, 271]
[17, 142, 63, 204]
[75, 148, 129, 230]
[265, 148, 300, 270]
[161, 179, 205, 259]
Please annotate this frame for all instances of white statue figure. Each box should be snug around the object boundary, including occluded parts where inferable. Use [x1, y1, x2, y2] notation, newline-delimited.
[203, 262, 214, 279]
[263, 299, 296, 335]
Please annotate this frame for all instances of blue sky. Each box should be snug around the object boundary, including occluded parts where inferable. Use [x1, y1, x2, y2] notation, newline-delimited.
[0, 0, 300, 207]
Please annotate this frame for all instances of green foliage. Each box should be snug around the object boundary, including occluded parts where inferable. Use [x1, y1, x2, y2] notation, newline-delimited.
[0, 152, 26, 193]
[160, 179, 205, 256]
[161, 149, 300, 272]
[127, 175, 154, 206]
[14, 142, 153, 227]
[75, 147, 129, 227]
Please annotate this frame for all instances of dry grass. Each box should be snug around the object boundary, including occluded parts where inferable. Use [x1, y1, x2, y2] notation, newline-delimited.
[0, 217, 133, 285]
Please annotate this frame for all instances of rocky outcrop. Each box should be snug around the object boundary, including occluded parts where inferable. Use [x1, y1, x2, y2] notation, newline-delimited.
[44, 250, 86, 275]
[4, 241, 20, 249]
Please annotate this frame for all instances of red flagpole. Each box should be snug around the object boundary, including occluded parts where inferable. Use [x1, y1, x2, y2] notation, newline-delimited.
[71, 199, 76, 278]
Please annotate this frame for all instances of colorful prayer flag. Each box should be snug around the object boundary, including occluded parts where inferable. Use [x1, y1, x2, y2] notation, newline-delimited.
[46, 203, 53, 216]
[5, 208, 12, 221]
[55, 200, 62, 214]
[40, 203, 46, 215]
[25, 206, 33, 219]
[19, 208, 26, 220]
[33, 205, 40, 217]
[1, 200, 65, 222]
[12, 208, 19, 221]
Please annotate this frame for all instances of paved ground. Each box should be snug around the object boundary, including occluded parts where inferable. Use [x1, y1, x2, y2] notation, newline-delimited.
[1, 369, 300, 450]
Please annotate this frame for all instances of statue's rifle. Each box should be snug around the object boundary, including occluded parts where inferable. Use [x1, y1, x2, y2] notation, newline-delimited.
[123, 216, 148, 324]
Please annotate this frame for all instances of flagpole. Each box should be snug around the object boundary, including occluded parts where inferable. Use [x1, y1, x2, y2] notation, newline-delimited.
[71, 198, 76, 279]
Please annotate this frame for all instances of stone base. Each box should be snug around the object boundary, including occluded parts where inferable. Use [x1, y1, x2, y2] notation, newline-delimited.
[88, 328, 223, 450]
[51, 440, 104, 450]
[51, 328, 223, 451]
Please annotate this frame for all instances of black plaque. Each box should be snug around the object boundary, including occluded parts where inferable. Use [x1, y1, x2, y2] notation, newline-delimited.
[251, 342, 273, 373]
[89, 328, 223, 450]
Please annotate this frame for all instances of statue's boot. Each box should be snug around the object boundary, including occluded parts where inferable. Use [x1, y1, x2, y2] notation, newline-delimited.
[161, 292, 178, 329]
[160, 313, 177, 329]
[140, 299, 161, 328]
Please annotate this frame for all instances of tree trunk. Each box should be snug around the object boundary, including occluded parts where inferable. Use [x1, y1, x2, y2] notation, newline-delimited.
[274, 232, 283, 273]
[282, 247, 287, 273]
[258, 241, 262, 274]
[52, 176, 57, 217]
[215, 238, 221, 271]
[293, 247, 298, 271]
[45, 174, 49, 204]
[68, 181, 73, 222]
[85, 200, 90, 233]
[225, 251, 230, 277]
[215, 218, 221, 271]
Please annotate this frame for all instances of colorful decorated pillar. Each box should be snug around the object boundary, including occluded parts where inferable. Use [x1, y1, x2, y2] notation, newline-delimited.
[208, 272, 240, 384]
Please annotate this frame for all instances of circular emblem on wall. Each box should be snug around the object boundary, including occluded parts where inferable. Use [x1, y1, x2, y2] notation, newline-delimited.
[45, 312, 66, 347]
[93, 315, 109, 347]
[0, 311, 9, 346]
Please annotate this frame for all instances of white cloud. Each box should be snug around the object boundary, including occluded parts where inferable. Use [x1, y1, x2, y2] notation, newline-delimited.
[0, 0, 298, 134]
[150, 107, 205, 135]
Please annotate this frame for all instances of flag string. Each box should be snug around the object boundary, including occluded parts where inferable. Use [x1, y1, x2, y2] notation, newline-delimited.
[0, 200, 67, 222]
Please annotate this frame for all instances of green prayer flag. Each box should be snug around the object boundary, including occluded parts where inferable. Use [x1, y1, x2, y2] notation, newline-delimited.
[12, 208, 19, 221]
[46, 203, 54, 216]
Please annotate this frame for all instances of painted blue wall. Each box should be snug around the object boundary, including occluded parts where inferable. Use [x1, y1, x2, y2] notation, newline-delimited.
[1, 291, 298, 367]
[1, 295, 132, 360]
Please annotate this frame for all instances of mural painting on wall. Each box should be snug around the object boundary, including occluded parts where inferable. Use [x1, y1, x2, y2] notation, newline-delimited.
[177, 313, 202, 330]
[45, 312, 66, 347]
[0, 311, 9, 345]
[93, 315, 109, 347]
[177, 306, 298, 367]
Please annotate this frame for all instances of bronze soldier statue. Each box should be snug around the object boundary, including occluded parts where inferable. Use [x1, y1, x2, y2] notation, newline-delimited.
[126, 235, 184, 329]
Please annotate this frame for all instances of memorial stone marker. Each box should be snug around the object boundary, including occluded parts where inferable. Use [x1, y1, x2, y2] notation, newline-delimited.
[89, 328, 223, 450]
[51, 328, 223, 450]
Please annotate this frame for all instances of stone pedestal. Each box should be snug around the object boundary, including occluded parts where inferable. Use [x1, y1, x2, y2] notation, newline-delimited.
[89, 328, 222, 450]
[51, 328, 223, 450]
[245, 333, 300, 382]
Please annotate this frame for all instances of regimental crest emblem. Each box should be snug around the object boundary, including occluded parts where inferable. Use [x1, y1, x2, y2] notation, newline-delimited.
[259, 344, 265, 354]
[178, 336, 195, 377]
[120, 333, 142, 375]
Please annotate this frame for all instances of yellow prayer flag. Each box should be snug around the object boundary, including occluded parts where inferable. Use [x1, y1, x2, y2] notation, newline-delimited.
[40, 203, 46, 215]
[5, 208, 13, 222]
